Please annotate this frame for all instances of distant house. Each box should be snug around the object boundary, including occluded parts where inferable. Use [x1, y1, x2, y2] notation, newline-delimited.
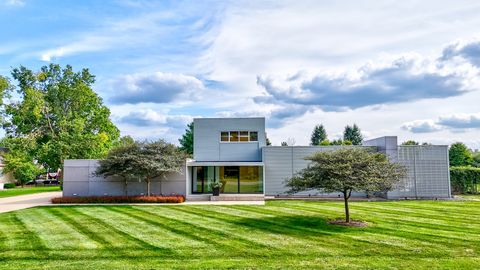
[63, 117, 451, 200]
[0, 148, 15, 186]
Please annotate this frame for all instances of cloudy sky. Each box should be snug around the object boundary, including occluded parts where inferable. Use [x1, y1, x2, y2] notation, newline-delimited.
[1, 0, 480, 148]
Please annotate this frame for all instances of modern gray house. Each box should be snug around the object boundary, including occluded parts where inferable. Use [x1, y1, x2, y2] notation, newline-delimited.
[63, 117, 451, 200]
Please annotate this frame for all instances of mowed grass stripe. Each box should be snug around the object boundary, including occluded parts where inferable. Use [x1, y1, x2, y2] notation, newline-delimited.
[129, 206, 273, 255]
[79, 206, 195, 249]
[69, 207, 173, 253]
[46, 207, 112, 249]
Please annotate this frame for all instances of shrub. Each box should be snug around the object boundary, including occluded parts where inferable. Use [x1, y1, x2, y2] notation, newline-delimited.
[450, 166, 480, 194]
[51, 195, 185, 204]
[4, 183, 16, 189]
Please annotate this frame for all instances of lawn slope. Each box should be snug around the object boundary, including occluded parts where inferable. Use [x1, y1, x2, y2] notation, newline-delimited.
[0, 186, 60, 198]
[0, 200, 479, 269]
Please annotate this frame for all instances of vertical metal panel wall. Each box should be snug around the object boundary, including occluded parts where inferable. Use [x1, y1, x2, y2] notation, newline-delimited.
[63, 159, 187, 197]
[390, 146, 450, 198]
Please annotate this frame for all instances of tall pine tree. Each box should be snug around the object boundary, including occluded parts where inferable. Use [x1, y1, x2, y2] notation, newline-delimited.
[310, 124, 327, 145]
[343, 124, 363, 145]
[179, 122, 194, 155]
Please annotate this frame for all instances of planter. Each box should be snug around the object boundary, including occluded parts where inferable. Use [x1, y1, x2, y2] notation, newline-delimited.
[212, 187, 220, 196]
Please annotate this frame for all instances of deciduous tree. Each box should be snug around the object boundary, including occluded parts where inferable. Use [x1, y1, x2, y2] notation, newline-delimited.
[1, 64, 120, 171]
[96, 140, 186, 196]
[449, 142, 473, 167]
[286, 148, 406, 223]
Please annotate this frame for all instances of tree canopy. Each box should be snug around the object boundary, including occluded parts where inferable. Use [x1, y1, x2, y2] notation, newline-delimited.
[449, 142, 473, 167]
[96, 140, 186, 196]
[178, 122, 193, 155]
[310, 124, 327, 145]
[286, 148, 405, 223]
[402, 140, 419, 145]
[343, 124, 363, 145]
[1, 64, 120, 171]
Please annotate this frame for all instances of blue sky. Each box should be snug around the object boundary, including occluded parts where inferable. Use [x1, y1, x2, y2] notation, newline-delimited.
[1, 0, 480, 148]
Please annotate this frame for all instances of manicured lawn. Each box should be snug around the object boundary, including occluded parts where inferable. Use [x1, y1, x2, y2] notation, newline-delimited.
[456, 194, 480, 200]
[0, 186, 60, 198]
[0, 200, 479, 269]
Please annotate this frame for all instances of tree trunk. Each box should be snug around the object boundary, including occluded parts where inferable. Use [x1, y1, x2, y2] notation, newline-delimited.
[343, 189, 352, 223]
[124, 180, 128, 196]
[146, 178, 151, 196]
[343, 192, 349, 223]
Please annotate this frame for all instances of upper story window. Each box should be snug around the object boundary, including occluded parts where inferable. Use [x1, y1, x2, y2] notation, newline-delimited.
[221, 131, 258, 142]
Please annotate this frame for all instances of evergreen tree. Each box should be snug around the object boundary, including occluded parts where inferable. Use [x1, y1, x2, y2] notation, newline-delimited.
[343, 124, 363, 145]
[310, 124, 327, 145]
[179, 122, 194, 155]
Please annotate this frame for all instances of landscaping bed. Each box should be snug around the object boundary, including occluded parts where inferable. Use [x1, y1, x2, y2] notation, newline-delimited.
[51, 195, 185, 204]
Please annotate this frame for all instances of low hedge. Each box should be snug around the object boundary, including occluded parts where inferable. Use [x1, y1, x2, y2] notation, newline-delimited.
[3, 183, 16, 189]
[450, 166, 480, 194]
[52, 195, 185, 204]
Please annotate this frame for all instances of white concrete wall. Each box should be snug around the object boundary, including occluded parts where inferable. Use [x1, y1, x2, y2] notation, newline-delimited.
[63, 159, 186, 197]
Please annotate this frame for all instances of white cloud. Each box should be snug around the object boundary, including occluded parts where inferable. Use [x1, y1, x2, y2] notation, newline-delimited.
[109, 72, 205, 105]
[401, 120, 443, 133]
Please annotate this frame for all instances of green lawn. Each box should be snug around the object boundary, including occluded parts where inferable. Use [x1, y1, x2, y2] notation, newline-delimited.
[0, 186, 60, 198]
[0, 200, 479, 269]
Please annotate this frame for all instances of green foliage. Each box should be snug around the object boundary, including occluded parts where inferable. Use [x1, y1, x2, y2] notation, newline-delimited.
[402, 140, 419, 145]
[112, 136, 135, 148]
[3, 152, 42, 186]
[178, 122, 193, 155]
[343, 124, 363, 145]
[286, 148, 406, 222]
[281, 141, 288, 146]
[310, 124, 327, 145]
[266, 137, 272, 146]
[1, 64, 120, 170]
[3, 183, 15, 189]
[320, 140, 331, 146]
[96, 140, 186, 196]
[450, 166, 480, 194]
[473, 152, 480, 168]
[449, 142, 473, 167]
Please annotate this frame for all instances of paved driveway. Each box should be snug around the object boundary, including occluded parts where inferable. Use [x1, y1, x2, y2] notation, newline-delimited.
[0, 191, 62, 214]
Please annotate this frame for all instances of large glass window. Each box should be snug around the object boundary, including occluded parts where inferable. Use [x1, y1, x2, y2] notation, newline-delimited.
[192, 166, 263, 194]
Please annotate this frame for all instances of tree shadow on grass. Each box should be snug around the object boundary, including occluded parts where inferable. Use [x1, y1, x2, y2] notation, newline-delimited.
[231, 214, 356, 237]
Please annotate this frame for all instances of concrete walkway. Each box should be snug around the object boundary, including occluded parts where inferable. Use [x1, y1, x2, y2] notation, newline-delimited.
[0, 191, 62, 214]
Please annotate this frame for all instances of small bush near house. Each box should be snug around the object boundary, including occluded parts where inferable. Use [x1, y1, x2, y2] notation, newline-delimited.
[4, 183, 16, 189]
[51, 195, 185, 204]
[450, 166, 480, 194]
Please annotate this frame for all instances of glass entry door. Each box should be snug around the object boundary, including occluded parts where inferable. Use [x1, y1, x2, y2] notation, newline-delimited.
[221, 166, 239, 193]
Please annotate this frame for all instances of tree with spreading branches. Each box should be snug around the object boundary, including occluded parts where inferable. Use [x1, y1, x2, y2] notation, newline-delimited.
[286, 148, 406, 223]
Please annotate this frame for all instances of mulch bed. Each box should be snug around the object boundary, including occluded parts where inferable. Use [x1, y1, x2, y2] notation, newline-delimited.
[52, 195, 185, 204]
[328, 219, 368, 227]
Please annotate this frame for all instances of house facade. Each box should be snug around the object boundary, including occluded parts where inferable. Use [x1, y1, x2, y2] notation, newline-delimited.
[63, 117, 451, 199]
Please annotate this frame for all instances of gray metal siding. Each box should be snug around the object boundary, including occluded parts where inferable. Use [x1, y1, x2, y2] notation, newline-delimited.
[263, 146, 371, 196]
[388, 146, 450, 198]
[263, 143, 450, 198]
[63, 160, 186, 197]
[193, 118, 265, 161]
